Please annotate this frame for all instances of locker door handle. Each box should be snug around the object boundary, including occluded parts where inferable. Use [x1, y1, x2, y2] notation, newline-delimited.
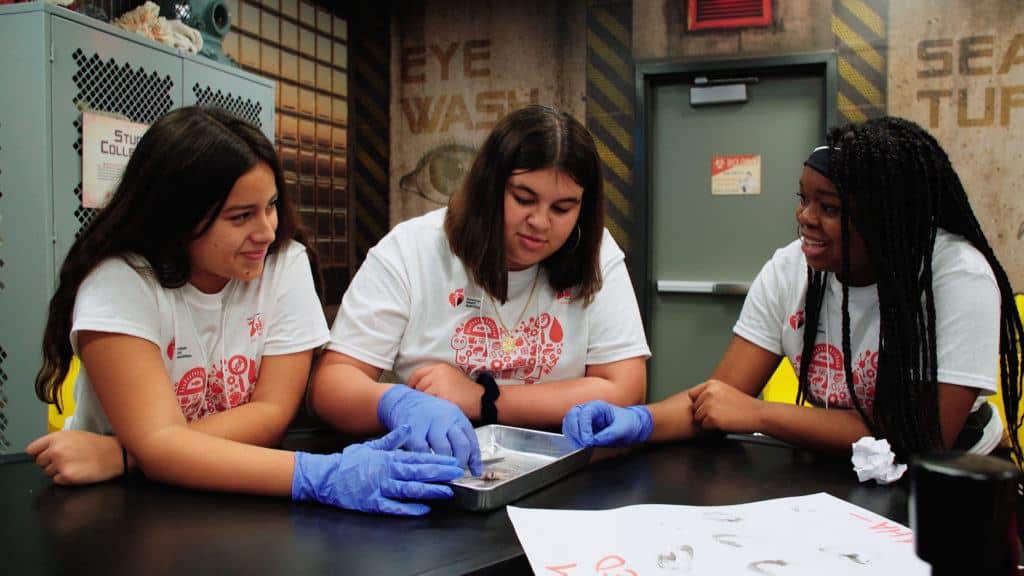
[656, 280, 750, 295]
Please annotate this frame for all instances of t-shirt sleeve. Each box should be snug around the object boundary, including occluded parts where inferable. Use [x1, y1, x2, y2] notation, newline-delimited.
[326, 235, 411, 370]
[585, 232, 651, 365]
[933, 257, 1000, 393]
[263, 243, 331, 356]
[71, 258, 162, 353]
[733, 251, 787, 356]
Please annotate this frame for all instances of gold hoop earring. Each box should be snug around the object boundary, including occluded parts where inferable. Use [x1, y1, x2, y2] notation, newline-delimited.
[571, 225, 582, 252]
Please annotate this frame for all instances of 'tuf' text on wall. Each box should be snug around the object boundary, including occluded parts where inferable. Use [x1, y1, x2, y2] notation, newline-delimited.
[917, 33, 1024, 127]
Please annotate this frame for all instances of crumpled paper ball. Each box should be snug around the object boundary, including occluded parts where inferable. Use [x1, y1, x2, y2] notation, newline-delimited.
[851, 436, 907, 484]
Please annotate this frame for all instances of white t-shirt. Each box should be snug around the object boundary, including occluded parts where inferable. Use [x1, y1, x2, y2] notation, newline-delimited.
[66, 240, 330, 433]
[734, 229, 1003, 451]
[328, 208, 650, 386]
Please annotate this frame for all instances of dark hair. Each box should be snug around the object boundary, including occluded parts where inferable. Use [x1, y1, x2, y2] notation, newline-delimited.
[36, 106, 319, 411]
[795, 116, 1023, 464]
[445, 104, 605, 304]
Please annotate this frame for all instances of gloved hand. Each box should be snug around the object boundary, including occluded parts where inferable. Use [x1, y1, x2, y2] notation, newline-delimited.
[561, 401, 654, 448]
[377, 385, 483, 476]
[291, 424, 465, 516]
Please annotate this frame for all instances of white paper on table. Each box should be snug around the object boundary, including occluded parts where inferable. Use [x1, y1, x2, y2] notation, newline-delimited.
[507, 492, 930, 575]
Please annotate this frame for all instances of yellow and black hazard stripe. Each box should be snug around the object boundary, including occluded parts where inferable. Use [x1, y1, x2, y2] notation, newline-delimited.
[586, 0, 635, 256]
[832, 0, 888, 123]
[348, 8, 390, 268]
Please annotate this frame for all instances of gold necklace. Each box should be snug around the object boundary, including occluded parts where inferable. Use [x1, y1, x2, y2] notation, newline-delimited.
[488, 270, 540, 354]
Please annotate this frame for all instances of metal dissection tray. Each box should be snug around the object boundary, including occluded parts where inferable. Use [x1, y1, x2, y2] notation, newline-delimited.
[449, 425, 592, 511]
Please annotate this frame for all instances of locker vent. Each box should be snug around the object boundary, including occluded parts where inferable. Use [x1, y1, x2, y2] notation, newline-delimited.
[70, 48, 175, 234]
[688, 0, 772, 30]
[0, 118, 4, 289]
[72, 182, 94, 236]
[0, 345, 9, 450]
[192, 84, 264, 129]
[0, 120, 6, 449]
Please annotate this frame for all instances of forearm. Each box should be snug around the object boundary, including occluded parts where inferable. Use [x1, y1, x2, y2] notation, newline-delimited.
[310, 363, 390, 435]
[497, 376, 643, 429]
[131, 426, 295, 496]
[646, 391, 701, 442]
[189, 401, 296, 447]
[109, 402, 295, 473]
[758, 402, 872, 452]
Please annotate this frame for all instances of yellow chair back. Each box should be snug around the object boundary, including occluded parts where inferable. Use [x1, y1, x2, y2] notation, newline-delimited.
[46, 356, 79, 432]
[986, 294, 1024, 451]
[762, 356, 800, 404]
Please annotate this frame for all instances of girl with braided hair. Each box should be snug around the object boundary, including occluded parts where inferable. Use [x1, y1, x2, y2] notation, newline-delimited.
[563, 116, 1023, 464]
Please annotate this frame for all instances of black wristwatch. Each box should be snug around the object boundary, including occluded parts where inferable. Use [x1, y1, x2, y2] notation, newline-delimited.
[476, 371, 500, 425]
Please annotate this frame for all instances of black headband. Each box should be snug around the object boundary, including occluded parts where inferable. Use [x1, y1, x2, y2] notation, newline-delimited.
[804, 145, 831, 179]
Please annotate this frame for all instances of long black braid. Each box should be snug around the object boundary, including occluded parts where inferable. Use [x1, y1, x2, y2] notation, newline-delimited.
[796, 116, 1023, 465]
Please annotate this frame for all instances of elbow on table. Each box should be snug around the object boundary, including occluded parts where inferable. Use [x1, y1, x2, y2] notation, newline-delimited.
[123, 425, 192, 480]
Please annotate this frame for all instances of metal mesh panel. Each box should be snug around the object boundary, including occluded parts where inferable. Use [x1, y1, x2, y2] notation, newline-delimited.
[0, 345, 9, 450]
[70, 48, 175, 232]
[1, 117, 4, 289]
[72, 183, 95, 237]
[0, 114, 6, 449]
[192, 84, 264, 128]
[0, 118, 4, 268]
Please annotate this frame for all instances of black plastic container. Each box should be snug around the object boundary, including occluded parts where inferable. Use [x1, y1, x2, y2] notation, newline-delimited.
[910, 452, 1020, 576]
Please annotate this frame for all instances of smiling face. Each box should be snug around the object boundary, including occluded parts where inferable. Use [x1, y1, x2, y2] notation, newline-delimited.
[503, 167, 584, 271]
[796, 166, 873, 286]
[187, 162, 279, 293]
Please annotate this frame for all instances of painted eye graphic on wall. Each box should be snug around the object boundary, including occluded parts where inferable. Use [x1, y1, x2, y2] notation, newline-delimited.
[399, 144, 477, 205]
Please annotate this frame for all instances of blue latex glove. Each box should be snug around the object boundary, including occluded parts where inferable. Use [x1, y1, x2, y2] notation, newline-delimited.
[561, 400, 654, 448]
[291, 424, 465, 516]
[377, 385, 483, 476]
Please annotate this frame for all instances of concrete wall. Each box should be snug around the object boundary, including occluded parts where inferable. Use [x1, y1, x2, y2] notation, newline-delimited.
[888, 0, 1024, 287]
[389, 0, 586, 225]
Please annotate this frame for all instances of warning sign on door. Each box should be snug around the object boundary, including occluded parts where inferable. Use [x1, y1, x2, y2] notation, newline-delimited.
[711, 154, 761, 196]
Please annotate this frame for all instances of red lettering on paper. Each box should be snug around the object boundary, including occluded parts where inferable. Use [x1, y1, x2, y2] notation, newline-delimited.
[594, 554, 637, 576]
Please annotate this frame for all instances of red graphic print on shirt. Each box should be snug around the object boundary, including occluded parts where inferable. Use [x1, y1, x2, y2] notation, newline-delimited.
[228, 355, 248, 375]
[449, 288, 465, 308]
[166, 338, 175, 360]
[789, 310, 805, 331]
[555, 288, 574, 303]
[451, 313, 564, 384]
[247, 313, 264, 338]
[174, 357, 258, 422]
[794, 344, 877, 410]
[175, 367, 207, 419]
[851, 349, 878, 411]
[451, 317, 500, 368]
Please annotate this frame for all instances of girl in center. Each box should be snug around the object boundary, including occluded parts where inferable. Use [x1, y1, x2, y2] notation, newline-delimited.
[311, 105, 650, 472]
